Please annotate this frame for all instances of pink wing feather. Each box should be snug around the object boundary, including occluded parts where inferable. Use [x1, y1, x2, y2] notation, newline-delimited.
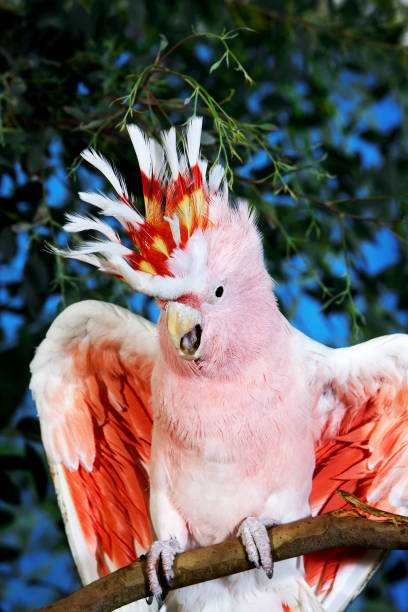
[30, 300, 157, 586]
[301, 333, 408, 611]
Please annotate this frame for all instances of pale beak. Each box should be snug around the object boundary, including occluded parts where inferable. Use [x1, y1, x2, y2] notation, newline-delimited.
[165, 301, 203, 361]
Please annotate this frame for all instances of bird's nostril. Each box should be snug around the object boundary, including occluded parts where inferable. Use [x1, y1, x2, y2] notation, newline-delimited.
[180, 324, 202, 354]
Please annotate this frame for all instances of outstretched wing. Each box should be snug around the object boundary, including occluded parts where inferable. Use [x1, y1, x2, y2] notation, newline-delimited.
[30, 300, 158, 594]
[300, 332, 408, 612]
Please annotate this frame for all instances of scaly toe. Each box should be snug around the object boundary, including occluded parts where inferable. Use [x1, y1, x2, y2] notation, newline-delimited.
[146, 537, 183, 600]
[238, 517, 274, 578]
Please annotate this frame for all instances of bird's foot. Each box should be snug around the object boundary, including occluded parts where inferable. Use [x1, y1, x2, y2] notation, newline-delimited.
[238, 516, 274, 579]
[146, 536, 183, 607]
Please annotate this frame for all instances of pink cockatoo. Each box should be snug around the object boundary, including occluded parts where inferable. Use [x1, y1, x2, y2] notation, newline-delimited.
[30, 117, 408, 612]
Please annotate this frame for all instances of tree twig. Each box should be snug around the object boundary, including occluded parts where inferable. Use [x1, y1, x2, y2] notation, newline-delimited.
[33, 497, 408, 612]
[232, 2, 408, 54]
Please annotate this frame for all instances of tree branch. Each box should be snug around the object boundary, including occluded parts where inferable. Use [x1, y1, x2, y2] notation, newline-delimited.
[33, 495, 408, 612]
[231, 1, 408, 54]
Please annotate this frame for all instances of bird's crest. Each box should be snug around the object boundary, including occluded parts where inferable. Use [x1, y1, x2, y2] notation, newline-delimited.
[60, 118, 228, 299]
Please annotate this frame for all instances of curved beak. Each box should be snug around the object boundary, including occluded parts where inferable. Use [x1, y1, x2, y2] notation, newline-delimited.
[165, 302, 203, 361]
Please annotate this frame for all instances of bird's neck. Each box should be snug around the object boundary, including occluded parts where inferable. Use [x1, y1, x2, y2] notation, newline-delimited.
[152, 314, 297, 447]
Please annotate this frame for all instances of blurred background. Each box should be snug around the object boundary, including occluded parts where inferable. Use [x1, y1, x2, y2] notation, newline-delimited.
[1, 0, 408, 610]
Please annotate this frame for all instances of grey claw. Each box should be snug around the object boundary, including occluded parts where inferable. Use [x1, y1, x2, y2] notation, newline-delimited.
[238, 516, 274, 579]
[146, 536, 183, 600]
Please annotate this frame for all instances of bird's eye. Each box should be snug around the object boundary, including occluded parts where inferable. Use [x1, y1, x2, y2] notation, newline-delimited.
[207, 284, 225, 304]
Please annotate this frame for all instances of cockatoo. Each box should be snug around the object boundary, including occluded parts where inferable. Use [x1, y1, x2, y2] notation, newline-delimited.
[30, 117, 408, 612]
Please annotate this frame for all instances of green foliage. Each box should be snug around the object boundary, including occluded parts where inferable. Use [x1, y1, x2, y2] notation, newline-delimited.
[1, 0, 408, 609]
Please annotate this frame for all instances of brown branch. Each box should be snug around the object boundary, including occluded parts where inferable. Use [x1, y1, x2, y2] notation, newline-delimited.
[231, 2, 408, 54]
[131, 33, 201, 110]
[235, 173, 405, 212]
[33, 498, 408, 612]
[235, 173, 408, 237]
[158, 33, 202, 65]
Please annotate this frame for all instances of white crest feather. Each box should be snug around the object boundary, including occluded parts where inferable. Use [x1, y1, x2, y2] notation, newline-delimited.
[149, 137, 165, 176]
[80, 149, 128, 198]
[186, 116, 203, 167]
[78, 192, 144, 226]
[161, 127, 179, 179]
[164, 215, 181, 246]
[64, 240, 133, 258]
[198, 159, 208, 192]
[209, 164, 224, 193]
[51, 247, 101, 268]
[63, 213, 119, 243]
[179, 153, 188, 177]
[127, 124, 152, 178]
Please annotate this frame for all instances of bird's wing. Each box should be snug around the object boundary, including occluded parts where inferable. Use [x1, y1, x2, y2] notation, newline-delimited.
[30, 300, 157, 595]
[298, 330, 408, 612]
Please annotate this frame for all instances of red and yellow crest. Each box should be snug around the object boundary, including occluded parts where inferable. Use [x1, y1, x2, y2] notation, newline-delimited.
[61, 117, 227, 298]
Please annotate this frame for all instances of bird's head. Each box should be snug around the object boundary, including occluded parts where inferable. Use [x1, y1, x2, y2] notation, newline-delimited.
[61, 118, 280, 378]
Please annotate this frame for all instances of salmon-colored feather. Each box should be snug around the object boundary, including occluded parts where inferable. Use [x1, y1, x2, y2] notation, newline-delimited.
[305, 371, 408, 606]
[30, 301, 157, 592]
[65, 348, 153, 573]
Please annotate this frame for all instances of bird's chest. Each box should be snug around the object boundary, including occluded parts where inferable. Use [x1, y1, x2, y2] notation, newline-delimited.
[166, 437, 273, 546]
[151, 364, 314, 546]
